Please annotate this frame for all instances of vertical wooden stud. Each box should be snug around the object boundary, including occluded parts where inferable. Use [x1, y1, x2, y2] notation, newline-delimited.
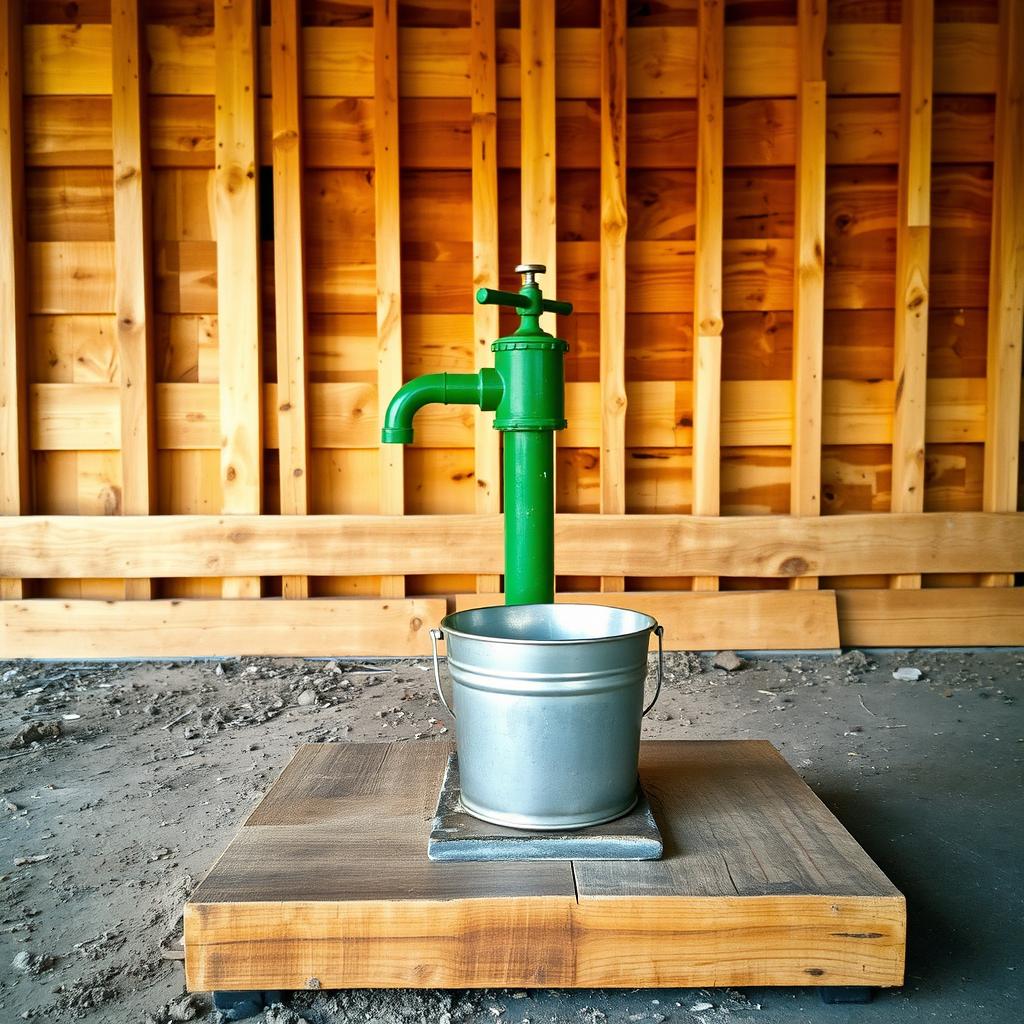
[271, 0, 310, 599]
[471, 0, 501, 595]
[600, 0, 627, 593]
[789, 0, 826, 592]
[982, 0, 1023, 587]
[0, 2, 29, 600]
[215, 0, 263, 599]
[890, 0, 933, 590]
[112, 0, 156, 601]
[520, 0, 556, 334]
[375, 0, 405, 599]
[692, 0, 724, 593]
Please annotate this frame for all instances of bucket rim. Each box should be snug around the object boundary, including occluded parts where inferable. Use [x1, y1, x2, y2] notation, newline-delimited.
[439, 602, 658, 646]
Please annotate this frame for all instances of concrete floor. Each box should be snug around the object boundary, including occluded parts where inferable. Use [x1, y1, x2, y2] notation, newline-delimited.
[0, 648, 1021, 1023]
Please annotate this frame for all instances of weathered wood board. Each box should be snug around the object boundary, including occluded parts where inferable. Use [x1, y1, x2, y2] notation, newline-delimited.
[184, 740, 906, 991]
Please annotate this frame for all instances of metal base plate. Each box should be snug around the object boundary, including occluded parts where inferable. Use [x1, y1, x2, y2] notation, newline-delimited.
[427, 753, 663, 862]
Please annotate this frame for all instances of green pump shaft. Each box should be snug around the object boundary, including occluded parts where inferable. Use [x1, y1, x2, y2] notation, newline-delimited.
[380, 264, 571, 605]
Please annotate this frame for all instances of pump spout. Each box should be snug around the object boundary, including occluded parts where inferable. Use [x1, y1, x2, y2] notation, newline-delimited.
[381, 370, 503, 445]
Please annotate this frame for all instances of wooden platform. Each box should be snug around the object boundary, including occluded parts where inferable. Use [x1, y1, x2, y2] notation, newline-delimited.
[184, 741, 906, 991]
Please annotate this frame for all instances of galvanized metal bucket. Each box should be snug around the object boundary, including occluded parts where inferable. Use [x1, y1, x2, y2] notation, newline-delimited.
[429, 603, 664, 831]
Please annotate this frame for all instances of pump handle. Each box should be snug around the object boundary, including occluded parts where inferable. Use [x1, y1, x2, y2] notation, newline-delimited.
[475, 287, 573, 317]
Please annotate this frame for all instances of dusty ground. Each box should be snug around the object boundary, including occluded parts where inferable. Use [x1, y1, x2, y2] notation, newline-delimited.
[1, 648, 1021, 1024]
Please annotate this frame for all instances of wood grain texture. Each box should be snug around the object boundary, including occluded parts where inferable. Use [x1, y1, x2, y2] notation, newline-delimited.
[692, 1, 724, 592]
[0, 599, 444, 658]
[271, 0, 310, 599]
[374, 0, 405, 599]
[470, 0, 500, 595]
[4, 512, 1020, 580]
[112, 0, 155, 601]
[456, 589, 840, 650]
[890, 0, 934, 590]
[982, 0, 1023, 587]
[599, 0, 627, 592]
[520, 0, 556, 332]
[215, 0, 263, 599]
[183, 741, 904, 990]
[790, 2, 826, 592]
[838, 587, 1024, 647]
[1, 3, 30, 599]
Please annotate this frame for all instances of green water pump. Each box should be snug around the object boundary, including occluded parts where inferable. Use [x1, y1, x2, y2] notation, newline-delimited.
[380, 264, 572, 605]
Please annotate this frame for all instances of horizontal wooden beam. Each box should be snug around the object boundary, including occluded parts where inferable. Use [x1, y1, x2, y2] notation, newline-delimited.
[3, 588, 1018, 657]
[2, 512, 1020, 581]
[0, 598, 444, 658]
[26, 377, 1001, 452]
[21, 23, 996, 100]
[837, 588, 1024, 647]
[456, 590, 840, 650]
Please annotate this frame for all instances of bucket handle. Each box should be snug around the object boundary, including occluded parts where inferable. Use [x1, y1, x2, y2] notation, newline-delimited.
[429, 627, 456, 719]
[430, 623, 664, 720]
[643, 624, 665, 717]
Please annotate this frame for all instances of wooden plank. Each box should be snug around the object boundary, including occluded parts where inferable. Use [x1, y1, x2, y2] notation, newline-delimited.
[838, 588, 1024, 648]
[3, 512, 1020, 581]
[30, 377, 1000, 453]
[692, 0, 724, 593]
[0, 598, 446, 658]
[891, 0, 934, 590]
[183, 741, 904, 989]
[599, 0, 627, 593]
[456, 590, 840, 651]
[215, 0, 263, 599]
[1, 3, 30, 599]
[520, 0, 557, 333]
[271, 0, 310, 600]
[19, 23, 996, 102]
[790, 0, 827, 593]
[470, 0, 500, 595]
[112, 0, 155, 601]
[374, 0, 405, 599]
[982, 0, 1023, 588]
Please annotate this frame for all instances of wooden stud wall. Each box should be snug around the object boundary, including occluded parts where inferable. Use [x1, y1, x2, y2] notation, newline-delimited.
[1, 0, 1021, 657]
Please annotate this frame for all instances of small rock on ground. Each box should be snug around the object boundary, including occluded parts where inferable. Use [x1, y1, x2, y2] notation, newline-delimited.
[712, 651, 745, 672]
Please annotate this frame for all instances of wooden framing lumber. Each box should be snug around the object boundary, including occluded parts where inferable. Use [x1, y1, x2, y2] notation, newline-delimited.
[838, 588, 1024, 648]
[0, 598, 445, 658]
[3, 512, 1020, 582]
[457, 589, 840, 651]
[111, 0, 156, 601]
[599, 0, 627, 593]
[19, 22, 997, 102]
[0, 3, 30, 600]
[890, 0, 934, 590]
[271, 0, 310, 599]
[470, 0, 501, 595]
[692, 0, 724, 592]
[215, 0, 263, 599]
[520, 0, 556, 333]
[982, 0, 1023, 588]
[374, 0, 405, 599]
[789, 0, 826, 592]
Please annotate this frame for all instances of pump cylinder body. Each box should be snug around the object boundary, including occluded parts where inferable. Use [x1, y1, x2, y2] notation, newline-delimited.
[503, 430, 555, 605]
